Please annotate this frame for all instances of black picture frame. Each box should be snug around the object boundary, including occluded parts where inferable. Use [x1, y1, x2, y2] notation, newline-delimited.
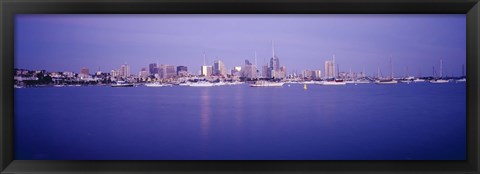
[1, 0, 479, 173]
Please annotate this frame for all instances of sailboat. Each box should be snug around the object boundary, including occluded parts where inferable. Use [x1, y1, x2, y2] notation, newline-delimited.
[430, 59, 449, 84]
[375, 58, 398, 84]
[456, 64, 466, 83]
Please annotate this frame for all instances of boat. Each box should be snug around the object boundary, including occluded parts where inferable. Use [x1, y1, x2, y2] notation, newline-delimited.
[375, 79, 398, 84]
[111, 81, 134, 87]
[413, 78, 426, 83]
[429, 59, 449, 84]
[456, 78, 466, 83]
[430, 79, 449, 83]
[213, 82, 227, 86]
[322, 79, 346, 86]
[302, 80, 315, 84]
[354, 79, 370, 84]
[399, 79, 412, 83]
[375, 58, 397, 84]
[345, 80, 356, 84]
[145, 82, 168, 87]
[178, 82, 192, 86]
[250, 81, 284, 87]
[189, 81, 215, 87]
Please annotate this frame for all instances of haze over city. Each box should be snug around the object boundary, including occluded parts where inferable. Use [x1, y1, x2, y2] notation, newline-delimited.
[15, 14, 466, 77]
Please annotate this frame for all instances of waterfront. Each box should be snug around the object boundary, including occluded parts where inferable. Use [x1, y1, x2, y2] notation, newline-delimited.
[15, 83, 466, 160]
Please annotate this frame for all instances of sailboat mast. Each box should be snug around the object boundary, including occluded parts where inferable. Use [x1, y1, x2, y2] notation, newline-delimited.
[349, 68, 352, 79]
[440, 59, 443, 78]
[255, 51, 257, 68]
[390, 57, 393, 79]
[377, 67, 380, 79]
[363, 66, 365, 78]
[333, 54, 336, 78]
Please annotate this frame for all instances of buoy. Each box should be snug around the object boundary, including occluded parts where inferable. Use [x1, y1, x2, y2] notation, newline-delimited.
[304, 83, 307, 90]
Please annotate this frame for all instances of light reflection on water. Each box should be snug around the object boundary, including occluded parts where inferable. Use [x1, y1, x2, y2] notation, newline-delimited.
[199, 88, 211, 152]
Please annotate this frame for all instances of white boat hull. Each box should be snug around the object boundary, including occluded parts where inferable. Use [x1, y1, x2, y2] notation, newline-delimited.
[250, 82, 284, 87]
[429, 79, 449, 83]
[321, 81, 346, 85]
[375, 80, 398, 84]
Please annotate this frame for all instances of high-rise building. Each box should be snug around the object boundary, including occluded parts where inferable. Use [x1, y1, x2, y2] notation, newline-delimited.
[270, 57, 280, 71]
[139, 67, 149, 79]
[270, 41, 280, 71]
[165, 65, 176, 79]
[158, 64, 176, 79]
[313, 70, 322, 79]
[241, 59, 256, 79]
[119, 64, 130, 78]
[149, 63, 158, 75]
[324, 60, 335, 78]
[303, 70, 315, 79]
[213, 60, 227, 77]
[111, 70, 118, 79]
[267, 41, 285, 79]
[262, 65, 269, 78]
[177, 66, 188, 77]
[201, 65, 213, 77]
[278, 66, 287, 79]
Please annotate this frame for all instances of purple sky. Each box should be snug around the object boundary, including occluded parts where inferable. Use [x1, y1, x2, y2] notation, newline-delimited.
[15, 14, 466, 77]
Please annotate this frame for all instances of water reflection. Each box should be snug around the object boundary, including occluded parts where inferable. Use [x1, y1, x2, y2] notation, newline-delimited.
[233, 87, 243, 129]
[199, 88, 210, 151]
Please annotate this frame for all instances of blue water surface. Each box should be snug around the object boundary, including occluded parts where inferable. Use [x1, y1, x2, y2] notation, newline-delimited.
[14, 83, 466, 160]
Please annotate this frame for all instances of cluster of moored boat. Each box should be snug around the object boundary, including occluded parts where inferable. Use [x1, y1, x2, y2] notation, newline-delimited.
[110, 77, 466, 88]
[111, 81, 245, 87]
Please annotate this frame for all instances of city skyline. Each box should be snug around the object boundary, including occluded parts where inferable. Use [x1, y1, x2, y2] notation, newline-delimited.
[15, 14, 466, 77]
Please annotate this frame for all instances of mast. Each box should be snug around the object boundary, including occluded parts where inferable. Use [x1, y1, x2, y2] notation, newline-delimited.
[440, 59, 443, 78]
[255, 51, 257, 67]
[337, 64, 340, 78]
[390, 57, 393, 79]
[333, 54, 336, 78]
[377, 67, 380, 79]
[363, 66, 365, 78]
[349, 68, 352, 79]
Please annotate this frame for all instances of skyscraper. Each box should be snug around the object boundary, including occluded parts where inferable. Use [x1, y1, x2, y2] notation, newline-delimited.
[177, 66, 188, 77]
[270, 41, 280, 71]
[262, 65, 269, 78]
[268, 41, 284, 79]
[201, 65, 213, 77]
[241, 59, 256, 79]
[324, 60, 335, 78]
[158, 64, 176, 79]
[139, 67, 149, 79]
[119, 64, 130, 78]
[149, 63, 157, 75]
[213, 60, 227, 77]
